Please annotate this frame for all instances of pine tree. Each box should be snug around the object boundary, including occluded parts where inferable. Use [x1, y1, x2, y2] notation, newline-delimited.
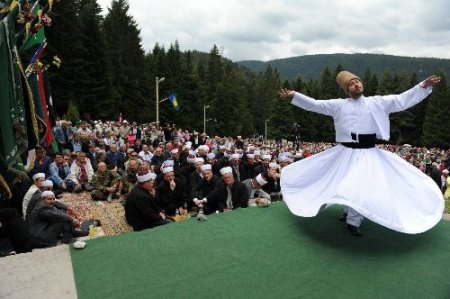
[102, 0, 148, 122]
[422, 71, 450, 147]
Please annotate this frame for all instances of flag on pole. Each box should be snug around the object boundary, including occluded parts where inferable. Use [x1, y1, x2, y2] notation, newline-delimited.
[168, 93, 180, 111]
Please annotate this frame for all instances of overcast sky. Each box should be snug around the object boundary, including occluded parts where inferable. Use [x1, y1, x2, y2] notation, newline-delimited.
[97, 0, 450, 62]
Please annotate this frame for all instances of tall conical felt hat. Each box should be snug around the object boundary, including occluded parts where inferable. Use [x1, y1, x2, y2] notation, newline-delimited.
[336, 71, 361, 92]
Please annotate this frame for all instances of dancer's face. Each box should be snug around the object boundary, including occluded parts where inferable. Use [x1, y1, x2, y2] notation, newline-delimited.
[347, 79, 364, 98]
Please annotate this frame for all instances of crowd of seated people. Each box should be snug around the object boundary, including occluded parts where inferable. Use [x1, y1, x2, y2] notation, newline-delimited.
[1, 119, 449, 255]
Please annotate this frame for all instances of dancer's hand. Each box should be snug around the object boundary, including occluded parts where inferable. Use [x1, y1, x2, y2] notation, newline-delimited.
[421, 75, 441, 88]
[279, 88, 295, 98]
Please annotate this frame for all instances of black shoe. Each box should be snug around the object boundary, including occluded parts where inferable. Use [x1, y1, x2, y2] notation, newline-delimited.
[347, 224, 362, 237]
[338, 213, 347, 221]
[72, 230, 89, 238]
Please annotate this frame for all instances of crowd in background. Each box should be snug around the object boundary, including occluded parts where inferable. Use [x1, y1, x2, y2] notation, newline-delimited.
[0, 118, 449, 255]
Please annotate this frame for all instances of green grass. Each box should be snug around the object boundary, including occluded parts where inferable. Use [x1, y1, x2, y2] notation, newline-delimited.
[70, 202, 450, 299]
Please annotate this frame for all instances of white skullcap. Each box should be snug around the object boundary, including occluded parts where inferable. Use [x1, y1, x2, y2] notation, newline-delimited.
[32, 173, 45, 180]
[162, 167, 174, 174]
[198, 145, 209, 152]
[201, 164, 212, 171]
[231, 153, 241, 160]
[262, 154, 271, 161]
[255, 173, 268, 187]
[41, 190, 55, 198]
[220, 166, 233, 175]
[269, 162, 279, 170]
[206, 153, 216, 160]
[278, 155, 289, 163]
[247, 154, 255, 159]
[41, 180, 54, 187]
[219, 145, 226, 150]
[170, 148, 179, 154]
[163, 160, 174, 167]
[187, 154, 196, 163]
[136, 171, 156, 183]
[254, 150, 261, 156]
[194, 157, 204, 163]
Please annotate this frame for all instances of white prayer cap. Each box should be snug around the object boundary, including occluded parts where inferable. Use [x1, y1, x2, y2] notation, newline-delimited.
[170, 148, 179, 154]
[246, 154, 255, 159]
[187, 154, 197, 163]
[136, 171, 156, 183]
[237, 135, 242, 139]
[162, 167, 174, 174]
[269, 162, 279, 170]
[255, 173, 268, 187]
[443, 169, 449, 174]
[262, 154, 271, 161]
[207, 153, 216, 160]
[163, 160, 174, 167]
[41, 180, 54, 187]
[254, 150, 261, 156]
[183, 144, 192, 150]
[199, 145, 210, 152]
[294, 152, 303, 158]
[32, 173, 45, 180]
[231, 153, 241, 160]
[278, 155, 289, 163]
[224, 153, 231, 159]
[201, 164, 212, 171]
[219, 145, 226, 150]
[41, 190, 55, 198]
[185, 141, 192, 146]
[220, 166, 233, 175]
[195, 157, 204, 164]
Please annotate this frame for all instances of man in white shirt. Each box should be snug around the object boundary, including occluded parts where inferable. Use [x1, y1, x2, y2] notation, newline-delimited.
[280, 72, 443, 237]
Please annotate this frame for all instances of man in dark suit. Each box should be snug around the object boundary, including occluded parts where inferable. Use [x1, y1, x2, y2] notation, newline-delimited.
[217, 166, 249, 211]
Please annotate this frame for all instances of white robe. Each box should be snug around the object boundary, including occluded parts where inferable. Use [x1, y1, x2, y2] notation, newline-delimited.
[281, 83, 444, 234]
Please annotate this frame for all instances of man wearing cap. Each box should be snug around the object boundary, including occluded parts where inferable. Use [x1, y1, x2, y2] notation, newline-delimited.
[242, 173, 271, 206]
[217, 166, 249, 211]
[25, 180, 54, 221]
[192, 164, 223, 214]
[242, 154, 258, 180]
[156, 167, 189, 216]
[443, 169, 450, 200]
[188, 157, 205, 193]
[280, 72, 444, 236]
[254, 154, 271, 176]
[125, 171, 171, 231]
[22, 173, 45, 217]
[28, 191, 87, 246]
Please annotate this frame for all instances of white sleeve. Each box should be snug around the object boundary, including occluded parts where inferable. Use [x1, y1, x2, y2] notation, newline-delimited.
[291, 92, 338, 117]
[377, 83, 432, 114]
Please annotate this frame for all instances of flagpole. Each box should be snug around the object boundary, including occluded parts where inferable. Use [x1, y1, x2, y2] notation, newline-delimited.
[155, 76, 165, 124]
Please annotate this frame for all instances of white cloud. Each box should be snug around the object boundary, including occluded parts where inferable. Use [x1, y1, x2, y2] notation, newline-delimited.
[96, 0, 450, 61]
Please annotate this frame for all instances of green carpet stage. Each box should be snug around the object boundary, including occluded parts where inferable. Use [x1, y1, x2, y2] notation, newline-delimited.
[70, 202, 450, 299]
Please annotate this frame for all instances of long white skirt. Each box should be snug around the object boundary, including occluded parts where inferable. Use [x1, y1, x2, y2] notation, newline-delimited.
[280, 144, 444, 234]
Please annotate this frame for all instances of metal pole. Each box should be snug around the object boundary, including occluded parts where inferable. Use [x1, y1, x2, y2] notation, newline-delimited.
[264, 119, 268, 143]
[155, 77, 159, 125]
[203, 105, 206, 134]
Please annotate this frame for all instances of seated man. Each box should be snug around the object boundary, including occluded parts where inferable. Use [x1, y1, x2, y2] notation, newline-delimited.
[22, 173, 45, 217]
[28, 191, 87, 247]
[194, 166, 249, 212]
[121, 159, 140, 194]
[29, 146, 52, 178]
[91, 162, 122, 201]
[156, 167, 188, 216]
[48, 153, 75, 193]
[70, 152, 95, 193]
[191, 164, 223, 214]
[125, 171, 172, 231]
[241, 173, 271, 207]
[25, 179, 54, 222]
